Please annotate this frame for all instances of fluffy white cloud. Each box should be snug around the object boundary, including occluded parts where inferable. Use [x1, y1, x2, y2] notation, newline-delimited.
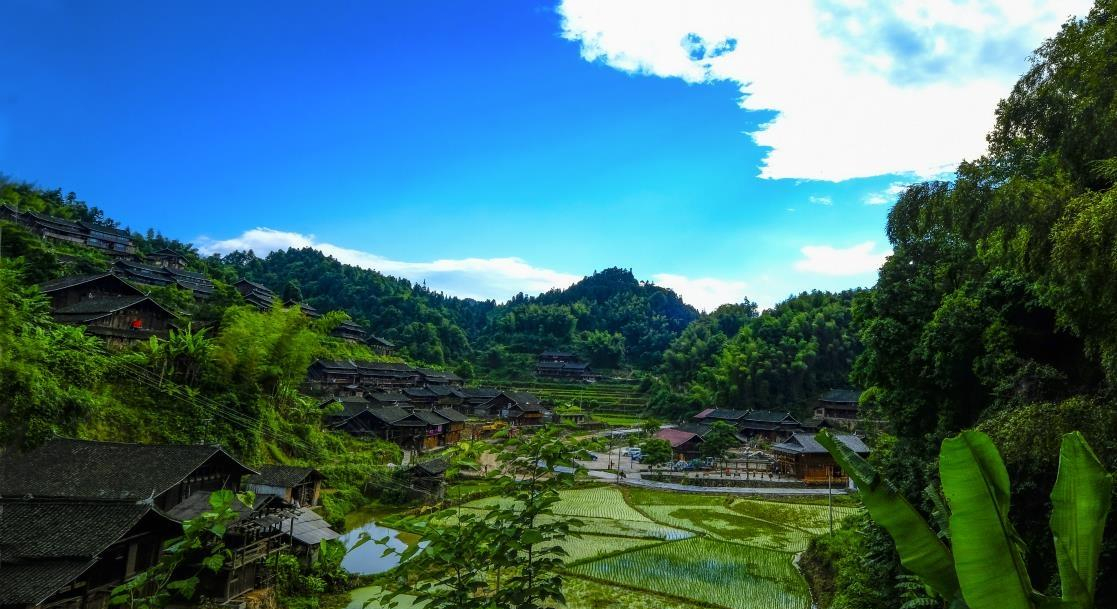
[558, 0, 1090, 181]
[864, 182, 910, 205]
[809, 195, 833, 206]
[196, 228, 580, 302]
[651, 273, 750, 312]
[793, 241, 892, 275]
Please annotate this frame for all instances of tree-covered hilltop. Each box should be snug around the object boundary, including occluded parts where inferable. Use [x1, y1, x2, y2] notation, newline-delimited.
[648, 290, 862, 421]
[814, 2, 1117, 606]
[486, 267, 699, 370]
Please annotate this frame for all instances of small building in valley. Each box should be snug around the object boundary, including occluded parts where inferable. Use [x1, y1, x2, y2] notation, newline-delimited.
[404, 457, 449, 501]
[772, 433, 869, 484]
[366, 334, 397, 356]
[331, 319, 368, 342]
[654, 428, 704, 460]
[814, 389, 862, 428]
[146, 247, 189, 269]
[235, 278, 277, 310]
[245, 464, 325, 507]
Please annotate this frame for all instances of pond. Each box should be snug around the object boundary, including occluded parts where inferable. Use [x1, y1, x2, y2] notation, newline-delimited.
[339, 508, 425, 576]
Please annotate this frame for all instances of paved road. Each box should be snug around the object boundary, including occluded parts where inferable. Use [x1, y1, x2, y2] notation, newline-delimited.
[583, 468, 846, 495]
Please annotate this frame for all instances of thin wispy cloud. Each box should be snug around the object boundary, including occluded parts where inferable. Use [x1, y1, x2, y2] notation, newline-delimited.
[651, 273, 750, 313]
[809, 195, 833, 206]
[197, 228, 580, 302]
[793, 241, 892, 276]
[558, 0, 1089, 181]
[864, 182, 909, 205]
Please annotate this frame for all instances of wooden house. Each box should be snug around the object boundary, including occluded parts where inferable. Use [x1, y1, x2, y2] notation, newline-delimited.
[693, 408, 802, 442]
[0, 438, 257, 512]
[403, 458, 449, 502]
[433, 407, 469, 443]
[306, 359, 361, 394]
[0, 498, 181, 609]
[412, 410, 452, 450]
[39, 273, 144, 308]
[654, 428, 704, 460]
[245, 465, 325, 507]
[475, 391, 543, 419]
[456, 387, 500, 411]
[325, 403, 429, 451]
[538, 350, 578, 363]
[146, 247, 189, 269]
[535, 359, 596, 380]
[285, 299, 322, 319]
[417, 368, 463, 387]
[772, 433, 869, 484]
[814, 389, 861, 428]
[0, 439, 285, 605]
[279, 507, 341, 565]
[403, 387, 440, 406]
[234, 279, 277, 310]
[331, 320, 368, 342]
[4, 206, 136, 257]
[355, 361, 421, 389]
[166, 491, 296, 600]
[52, 295, 178, 345]
[366, 334, 397, 356]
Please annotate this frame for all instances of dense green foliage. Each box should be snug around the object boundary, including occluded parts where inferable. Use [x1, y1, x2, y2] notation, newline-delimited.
[649, 291, 861, 420]
[844, 2, 1117, 605]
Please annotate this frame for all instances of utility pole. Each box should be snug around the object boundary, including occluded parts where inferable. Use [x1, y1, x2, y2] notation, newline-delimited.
[827, 468, 834, 535]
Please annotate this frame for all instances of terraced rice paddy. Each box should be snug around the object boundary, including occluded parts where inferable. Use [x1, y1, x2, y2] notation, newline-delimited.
[362, 485, 861, 609]
[569, 537, 810, 609]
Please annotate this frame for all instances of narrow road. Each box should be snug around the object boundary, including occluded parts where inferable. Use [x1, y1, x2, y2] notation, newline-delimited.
[583, 468, 846, 495]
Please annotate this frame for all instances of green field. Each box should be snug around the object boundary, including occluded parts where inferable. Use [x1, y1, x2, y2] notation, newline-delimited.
[364, 484, 857, 609]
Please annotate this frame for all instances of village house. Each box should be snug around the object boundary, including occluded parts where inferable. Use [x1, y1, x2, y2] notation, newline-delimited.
[366, 334, 397, 356]
[535, 351, 596, 380]
[145, 247, 189, 269]
[331, 319, 368, 342]
[814, 389, 862, 429]
[654, 428, 705, 460]
[306, 360, 361, 394]
[111, 258, 216, 298]
[771, 433, 870, 484]
[39, 274, 179, 345]
[0, 439, 303, 604]
[285, 299, 322, 319]
[403, 458, 449, 501]
[417, 368, 463, 387]
[0, 498, 181, 609]
[432, 407, 469, 443]
[1, 205, 136, 257]
[278, 507, 341, 566]
[355, 361, 421, 390]
[427, 385, 466, 407]
[475, 391, 545, 420]
[403, 386, 440, 406]
[693, 408, 803, 443]
[325, 402, 429, 451]
[235, 278, 277, 310]
[245, 464, 326, 507]
[456, 387, 500, 411]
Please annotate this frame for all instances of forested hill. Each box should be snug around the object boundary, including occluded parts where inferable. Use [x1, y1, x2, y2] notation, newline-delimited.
[0, 181, 698, 371]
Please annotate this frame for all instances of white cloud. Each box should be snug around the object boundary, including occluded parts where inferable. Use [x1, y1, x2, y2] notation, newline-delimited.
[864, 182, 909, 205]
[651, 273, 750, 312]
[558, 0, 1090, 181]
[809, 195, 833, 206]
[196, 227, 580, 302]
[793, 241, 892, 275]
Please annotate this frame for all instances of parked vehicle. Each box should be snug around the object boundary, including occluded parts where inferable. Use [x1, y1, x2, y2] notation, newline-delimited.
[621, 447, 642, 458]
[671, 460, 692, 471]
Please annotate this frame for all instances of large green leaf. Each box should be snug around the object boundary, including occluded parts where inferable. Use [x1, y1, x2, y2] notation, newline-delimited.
[1050, 432, 1113, 609]
[940, 431, 1034, 609]
[816, 430, 960, 601]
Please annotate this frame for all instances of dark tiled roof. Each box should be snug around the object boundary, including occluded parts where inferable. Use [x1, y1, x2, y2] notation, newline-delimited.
[366, 405, 416, 425]
[460, 387, 500, 398]
[54, 295, 149, 315]
[367, 335, 396, 348]
[0, 498, 177, 604]
[368, 392, 408, 403]
[820, 389, 862, 404]
[409, 457, 449, 476]
[772, 433, 869, 455]
[150, 247, 187, 258]
[165, 490, 282, 523]
[703, 408, 749, 421]
[743, 410, 799, 424]
[357, 361, 415, 372]
[404, 387, 437, 398]
[412, 410, 450, 426]
[0, 559, 94, 605]
[427, 385, 457, 397]
[434, 408, 468, 423]
[535, 361, 565, 369]
[507, 391, 541, 405]
[540, 351, 575, 358]
[38, 273, 139, 295]
[235, 278, 273, 293]
[312, 359, 358, 371]
[244, 465, 322, 488]
[0, 439, 255, 501]
[326, 401, 373, 420]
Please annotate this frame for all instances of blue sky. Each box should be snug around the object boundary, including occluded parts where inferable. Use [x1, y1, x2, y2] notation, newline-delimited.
[0, 1, 1089, 309]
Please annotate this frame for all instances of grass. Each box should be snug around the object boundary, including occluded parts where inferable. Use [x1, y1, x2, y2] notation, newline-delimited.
[546, 534, 665, 564]
[569, 537, 810, 609]
[558, 575, 712, 609]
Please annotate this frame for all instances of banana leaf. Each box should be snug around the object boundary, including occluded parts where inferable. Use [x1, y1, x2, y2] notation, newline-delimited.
[816, 430, 960, 601]
[940, 431, 1034, 609]
[1050, 432, 1113, 609]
